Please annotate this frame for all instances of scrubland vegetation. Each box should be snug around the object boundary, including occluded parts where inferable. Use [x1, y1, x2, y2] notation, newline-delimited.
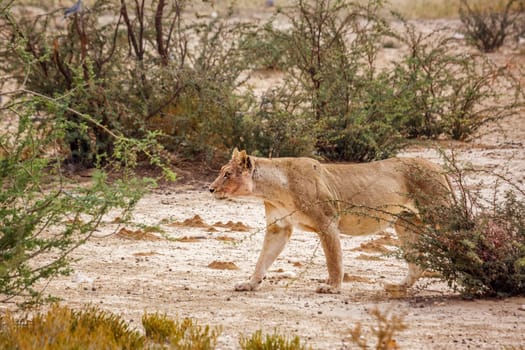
[1, 0, 524, 348]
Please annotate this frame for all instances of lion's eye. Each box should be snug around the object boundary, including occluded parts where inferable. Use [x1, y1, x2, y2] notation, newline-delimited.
[224, 172, 231, 179]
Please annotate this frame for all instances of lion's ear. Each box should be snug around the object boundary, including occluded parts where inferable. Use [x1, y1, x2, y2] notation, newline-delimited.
[231, 148, 240, 161]
[238, 150, 248, 167]
[232, 148, 252, 169]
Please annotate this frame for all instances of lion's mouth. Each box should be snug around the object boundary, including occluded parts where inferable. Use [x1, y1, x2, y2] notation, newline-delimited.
[211, 192, 228, 200]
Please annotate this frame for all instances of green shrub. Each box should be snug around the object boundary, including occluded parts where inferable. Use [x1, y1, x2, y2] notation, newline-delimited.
[142, 312, 221, 349]
[239, 23, 290, 71]
[254, 0, 405, 162]
[0, 0, 128, 165]
[239, 329, 310, 350]
[0, 94, 154, 303]
[244, 0, 521, 160]
[243, 82, 316, 158]
[0, 305, 221, 349]
[0, 305, 144, 349]
[3, 0, 520, 165]
[314, 72, 407, 161]
[409, 153, 525, 297]
[0, 0, 253, 164]
[390, 19, 520, 140]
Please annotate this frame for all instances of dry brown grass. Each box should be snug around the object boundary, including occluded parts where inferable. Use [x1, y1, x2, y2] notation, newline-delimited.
[213, 0, 503, 19]
[13, 0, 503, 20]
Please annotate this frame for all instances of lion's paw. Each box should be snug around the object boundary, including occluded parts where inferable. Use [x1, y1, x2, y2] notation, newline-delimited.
[316, 283, 341, 294]
[384, 283, 408, 298]
[234, 281, 259, 292]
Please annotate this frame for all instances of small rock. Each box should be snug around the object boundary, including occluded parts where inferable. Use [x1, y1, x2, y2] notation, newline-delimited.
[519, 305, 525, 311]
[72, 272, 94, 284]
[280, 271, 297, 279]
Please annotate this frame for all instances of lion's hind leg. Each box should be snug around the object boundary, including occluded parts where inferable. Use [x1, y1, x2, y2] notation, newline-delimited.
[315, 222, 344, 294]
[384, 213, 424, 297]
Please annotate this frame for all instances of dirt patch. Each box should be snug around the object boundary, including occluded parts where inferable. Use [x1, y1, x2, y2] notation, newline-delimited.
[213, 221, 252, 232]
[357, 254, 384, 261]
[169, 215, 252, 232]
[116, 227, 161, 241]
[343, 273, 373, 284]
[208, 261, 240, 270]
[175, 236, 207, 242]
[169, 214, 211, 228]
[133, 251, 158, 257]
[353, 240, 393, 254]
[216, 236, 238, 242]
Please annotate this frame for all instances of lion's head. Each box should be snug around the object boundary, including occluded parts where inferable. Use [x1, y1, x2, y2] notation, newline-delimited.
[209, 148, 254, 199]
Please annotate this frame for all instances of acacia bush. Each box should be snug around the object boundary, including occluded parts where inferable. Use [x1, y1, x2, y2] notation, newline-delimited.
[459, 0, 523, 52]
[407, 153, 525, 297]
[243, 82, 316, 158]
[0, 0, 252, 164]
[242, 0, 521, 161]
[239, 23, 290, 71]
[260, 0, 405, 162]
[2, 0, 521, 164]
[390, 20, 520, 141]
[0, 90, 160, 304]
[0, 1, 173, 302]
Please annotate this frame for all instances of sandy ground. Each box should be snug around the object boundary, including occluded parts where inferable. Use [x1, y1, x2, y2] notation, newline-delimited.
[41, 185, 525, 350]
[37, 108, 525, 349]
[2, 10, 525, 349]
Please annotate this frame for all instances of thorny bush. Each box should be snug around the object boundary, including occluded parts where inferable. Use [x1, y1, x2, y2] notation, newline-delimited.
[406, 151, 525, 297]
[0, 0, 251, 165]
[0, 93, 155, 304]
[244, 0, 521, 160]
[459, 0, 524, 52]
[1, 0, 522, 163]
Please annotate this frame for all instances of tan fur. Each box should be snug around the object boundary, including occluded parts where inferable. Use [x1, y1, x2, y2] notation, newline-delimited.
[209, 149, 449, 294]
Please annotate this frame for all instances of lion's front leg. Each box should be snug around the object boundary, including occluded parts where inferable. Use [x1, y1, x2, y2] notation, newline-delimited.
[316, 225, 344, 294]
[235, 205, 293, 292]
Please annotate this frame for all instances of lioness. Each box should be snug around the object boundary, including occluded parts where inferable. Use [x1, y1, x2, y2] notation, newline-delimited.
[209, 149, 449, 294]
